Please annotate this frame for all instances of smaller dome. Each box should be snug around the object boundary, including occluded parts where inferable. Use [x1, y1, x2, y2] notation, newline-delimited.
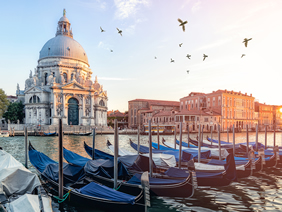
[59, 16, 69, 23]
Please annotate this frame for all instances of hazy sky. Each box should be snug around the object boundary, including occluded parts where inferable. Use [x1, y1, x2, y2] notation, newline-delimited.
[0, 0, 281, 111]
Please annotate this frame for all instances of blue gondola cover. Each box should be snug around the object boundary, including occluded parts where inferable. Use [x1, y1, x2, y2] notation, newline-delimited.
[77, 182, 136, 204]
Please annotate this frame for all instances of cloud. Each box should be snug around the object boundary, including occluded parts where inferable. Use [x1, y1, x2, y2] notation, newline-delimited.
[114, 0, 150, 19]
[197, 38, 233, 51]
[99, 77, 135, 81]
[191, 1, 201, 13]
[97, 41, 112, 51]
[75, 0, 108, 10]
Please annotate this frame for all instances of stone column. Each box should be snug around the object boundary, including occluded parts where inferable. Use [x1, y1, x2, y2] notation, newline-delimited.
[90, 94, 95, 126]
[52, 93, 58, 125]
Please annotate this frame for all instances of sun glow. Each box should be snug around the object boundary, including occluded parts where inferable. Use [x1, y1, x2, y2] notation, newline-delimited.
[279, 108, 282, 113]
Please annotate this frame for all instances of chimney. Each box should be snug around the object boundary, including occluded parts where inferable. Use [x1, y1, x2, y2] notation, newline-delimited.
[250, 94, 252, 97]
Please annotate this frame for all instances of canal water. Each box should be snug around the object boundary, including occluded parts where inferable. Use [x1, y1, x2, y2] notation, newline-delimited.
[1, 132, 282, 211]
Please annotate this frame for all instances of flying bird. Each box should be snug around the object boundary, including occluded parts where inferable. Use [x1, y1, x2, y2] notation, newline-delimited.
[155, 56, 157, 59]
[110, 49, 113, 52]
[203, 54, 208, 61]
[171, 58, 175, 63]
[241, 54, 245, 58]
[243, 38, 252, 47]
[116, 28, 122, 36]
[100, 27, 105, 32]
[178, 18, 188, 32]
[179, 43, 183, 47]
[187, 70, 189, 74]
[186, 54, 191, 59]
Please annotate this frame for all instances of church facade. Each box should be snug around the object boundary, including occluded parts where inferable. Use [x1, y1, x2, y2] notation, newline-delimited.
[17, 10, 108, 126]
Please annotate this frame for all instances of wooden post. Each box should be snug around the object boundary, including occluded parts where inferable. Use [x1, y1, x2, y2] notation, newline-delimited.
[274, 125, 276, 147]
[114, 119, 119, 189]
[187, 123, 190, 148]
[58, 119, 63, 200]
[92, 128, 96, 160]
[157, 124, 160, 150]
[174, 125, 177, 149]
[149, 120, 153, 177]
[218, 124, 222, 160]
[246, 125, 249, 154]
[265, 125, 267, 148]
[137, 125, 140, 154]
[198, 124, 201, 163]
[233, 124, 235, 156]
[178, 122, 183, 169]
[255, 124, 259, 151]
[227, 128, 229, 143]
[24, 127, 28, 169]
[210, 125, 213, 146]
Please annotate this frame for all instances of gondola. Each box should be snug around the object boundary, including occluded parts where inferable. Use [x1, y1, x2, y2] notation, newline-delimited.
[191, 136, 276, 169]
[72, 132, 92, 136]
[63, 146, 194, 198]
[160, 139, 253, 178]
[0, 147, 52, 212]
[43, 132, 58, 136]
[28, 143, 146, 211]
[84, 141, 237, 187]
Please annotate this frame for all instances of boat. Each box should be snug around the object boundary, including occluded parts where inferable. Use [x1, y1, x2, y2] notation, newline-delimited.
[0, 147, 53, 212]
[43, 132, 58, 136]
[84, 141, 237, 187]
[161, 139, 253, 178]
[63, 146, 195, 198]
[0, 132, 9, 137]
[129, 139, 212, 162]
[72, 132, 92, 136]
[29, 143, 147, 211]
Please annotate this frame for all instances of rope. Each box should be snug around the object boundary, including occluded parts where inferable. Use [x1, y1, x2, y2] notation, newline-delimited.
[53, 189, 72, 203]
[113, 182, 123, 191]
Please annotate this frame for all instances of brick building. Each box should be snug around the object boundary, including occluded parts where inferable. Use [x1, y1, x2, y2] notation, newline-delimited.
[179, 90, 256, 131]
[128, 99, 179, 129]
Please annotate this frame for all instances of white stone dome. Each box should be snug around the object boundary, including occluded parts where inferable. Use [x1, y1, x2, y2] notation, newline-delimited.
[39, 35, 89, 64]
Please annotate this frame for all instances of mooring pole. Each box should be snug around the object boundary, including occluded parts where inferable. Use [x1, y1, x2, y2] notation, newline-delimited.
[114, 119, 119, 189]
[233, 124, 235, 156]
[24, 126, 28, 169]
[198, 124, 201, 163]
[137, 125, 140, 154]
[265, 125, 267, 148]
[227, 128, 229, 143]
[174, 125, 177, 149]
[210, 126, 213, 146]
[187, 123, 190, 148]
[218, 124, 222, 160]
[58, 119, 63, 200]
[178, 122, 183, 169]
[255, 124, 259, 152]
[149, 120, 153, 177]
[157, 124, 160, 150]
[246, 125, 249, 154]
[92, 128, 96, 160]
[274, 124, 276, 147]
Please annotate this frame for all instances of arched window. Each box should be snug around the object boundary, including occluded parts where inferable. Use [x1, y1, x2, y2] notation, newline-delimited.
[99, 100, 105, 106]
[45, 73, 48, 85]
[63, 73, 67, 83]
[29, 97, 32, 103]
[30, 95, 40, 103]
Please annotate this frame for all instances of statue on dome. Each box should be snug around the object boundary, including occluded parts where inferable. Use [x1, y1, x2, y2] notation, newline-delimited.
[47, 72, 55, 85]
[17, 83, 20, 92]
[33, 72, 39, 86]
[29, 70, 32, 78]
[84, 73, 93, 87]
[60, 73, 65, 84]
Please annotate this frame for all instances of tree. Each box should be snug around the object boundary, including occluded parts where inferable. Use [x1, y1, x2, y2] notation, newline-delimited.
[3, 101, 25, 123]
[0, 89, 9, 117]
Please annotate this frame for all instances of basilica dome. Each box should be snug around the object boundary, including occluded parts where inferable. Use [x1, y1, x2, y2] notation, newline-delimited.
[38, 12, 89, 65]
[39, 35, 89, 64]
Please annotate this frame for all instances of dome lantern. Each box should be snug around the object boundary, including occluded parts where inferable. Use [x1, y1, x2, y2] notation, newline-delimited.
[56, 9, 73, 38]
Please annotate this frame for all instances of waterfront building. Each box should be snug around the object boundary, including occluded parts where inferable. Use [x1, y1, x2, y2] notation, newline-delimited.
[128, 99, 179, 129]
[180, 90, 256, 131]
[107, 110, 128, 129]
[255, 103, 282, 130]
[17, 10, 108, 126]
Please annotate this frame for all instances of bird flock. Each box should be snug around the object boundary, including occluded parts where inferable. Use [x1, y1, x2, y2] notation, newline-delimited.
[99, 19, 252, 74]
